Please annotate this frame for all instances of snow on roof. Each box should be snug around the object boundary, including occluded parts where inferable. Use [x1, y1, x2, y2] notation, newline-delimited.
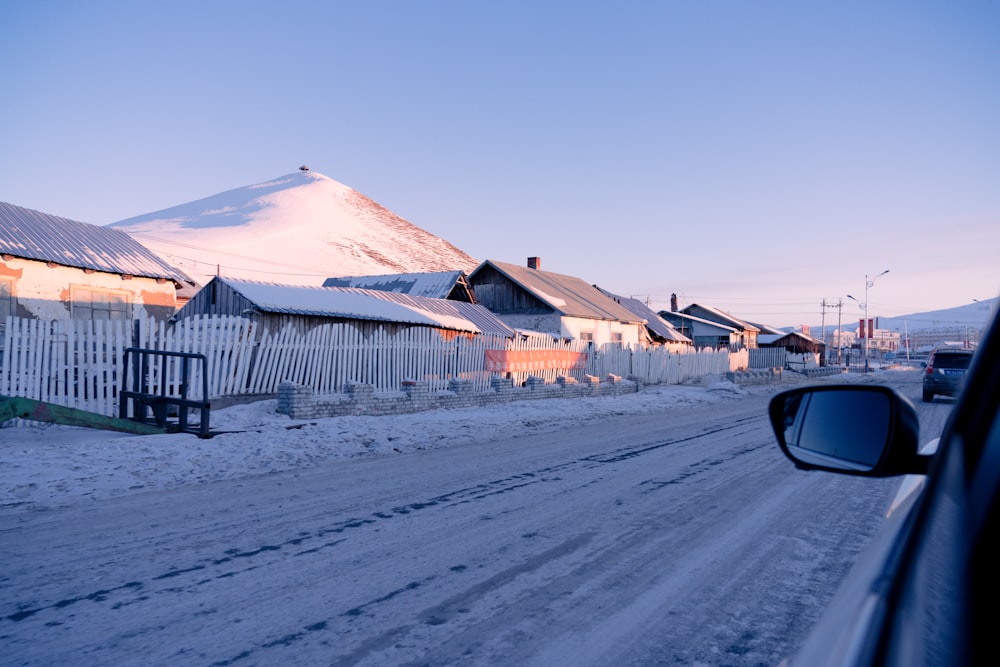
[473, 260, 644, 324]
[759, 331, 825, 345]
[0, 201, 191, 283]
[218, 278, 513, 335]
[322, 271, 466, 299]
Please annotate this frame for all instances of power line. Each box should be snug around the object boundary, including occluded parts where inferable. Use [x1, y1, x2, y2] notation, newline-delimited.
[126, 233, 335, 279]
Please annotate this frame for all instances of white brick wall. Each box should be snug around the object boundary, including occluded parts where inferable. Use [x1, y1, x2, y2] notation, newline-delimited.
[277, 377, 640, 420]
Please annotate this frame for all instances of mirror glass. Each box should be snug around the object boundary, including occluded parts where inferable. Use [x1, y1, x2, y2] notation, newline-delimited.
[780, 389, 891, 471]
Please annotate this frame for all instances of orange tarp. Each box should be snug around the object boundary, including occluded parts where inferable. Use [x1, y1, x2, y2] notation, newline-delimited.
[484, 349, 587, 373]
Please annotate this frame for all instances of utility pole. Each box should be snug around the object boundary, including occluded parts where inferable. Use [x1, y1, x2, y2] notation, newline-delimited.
[836, 299, 843, 365]
[820, 299, 828, 341]
[820, 300, 828, 365]
[819, 299, 843, 365]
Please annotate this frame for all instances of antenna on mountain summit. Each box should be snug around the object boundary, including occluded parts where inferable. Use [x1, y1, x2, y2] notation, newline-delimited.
[299, 165, 310, 172]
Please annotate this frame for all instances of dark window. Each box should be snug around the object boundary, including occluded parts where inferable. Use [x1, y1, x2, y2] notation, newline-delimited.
[71, 287, 131, 321]
[933, 352, 974, 370]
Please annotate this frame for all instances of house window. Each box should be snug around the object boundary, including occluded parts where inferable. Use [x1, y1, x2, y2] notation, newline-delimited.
[71, 286, 131, 321]
[0, 277, 14, 321]
[580, 331, 594, 342]
[611, 332, 624, 343]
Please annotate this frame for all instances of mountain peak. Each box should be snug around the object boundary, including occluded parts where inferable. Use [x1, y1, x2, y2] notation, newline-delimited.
[110, 172, 477, 285]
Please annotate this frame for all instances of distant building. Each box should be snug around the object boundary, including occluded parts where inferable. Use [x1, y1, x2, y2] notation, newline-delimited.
[896, 327, 981, 352]
[816, 328, 857, 350]
[865, 328, 901, 354]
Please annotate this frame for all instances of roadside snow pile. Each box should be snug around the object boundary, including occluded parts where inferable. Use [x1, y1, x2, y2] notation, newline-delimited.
[705, 380, 750, 398]
[1, 382, 784, 514]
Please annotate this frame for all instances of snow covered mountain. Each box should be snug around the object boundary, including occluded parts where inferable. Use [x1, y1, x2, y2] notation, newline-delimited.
[109, 171, 478, 286]
[876, 297, 998, 332]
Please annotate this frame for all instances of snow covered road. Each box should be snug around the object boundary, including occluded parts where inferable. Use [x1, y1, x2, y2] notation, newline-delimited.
[1, 371, 950, 665]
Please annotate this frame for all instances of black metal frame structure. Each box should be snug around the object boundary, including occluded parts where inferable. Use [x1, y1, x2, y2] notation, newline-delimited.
[119, 347, 211, 437]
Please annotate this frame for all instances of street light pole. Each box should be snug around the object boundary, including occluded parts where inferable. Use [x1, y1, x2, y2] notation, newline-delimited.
[848, 269, 889, 372]
[862, 270, 889, 372]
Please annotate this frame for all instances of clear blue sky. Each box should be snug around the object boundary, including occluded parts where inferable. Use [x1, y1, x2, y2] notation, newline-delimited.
[2, 1, 998, 327]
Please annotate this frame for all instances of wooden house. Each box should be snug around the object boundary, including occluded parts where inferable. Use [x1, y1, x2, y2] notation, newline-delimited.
[680, 304, 760, 348]
[176, 276, 515, 338]
[0, 201, 191, 323]
[467, 258, 646, 346]
[658, 309, 741, 349]
[322, 271, 475, 303]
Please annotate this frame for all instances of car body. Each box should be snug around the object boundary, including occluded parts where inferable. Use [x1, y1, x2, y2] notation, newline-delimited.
[922, 347, 974, 402]
[767, 307, 999, 666]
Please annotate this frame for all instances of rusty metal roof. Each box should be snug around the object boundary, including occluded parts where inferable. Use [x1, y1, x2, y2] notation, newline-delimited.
[0, 201, 190, 283]
[471, 260, 644, 323]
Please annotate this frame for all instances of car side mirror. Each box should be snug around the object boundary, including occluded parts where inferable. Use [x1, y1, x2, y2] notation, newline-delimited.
[768, 385, 929, 476]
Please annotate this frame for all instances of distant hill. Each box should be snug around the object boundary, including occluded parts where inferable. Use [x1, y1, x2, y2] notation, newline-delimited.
[791, 298, 997, 336]
[109, 171, 478, 286]
[876, 298, 998, 332]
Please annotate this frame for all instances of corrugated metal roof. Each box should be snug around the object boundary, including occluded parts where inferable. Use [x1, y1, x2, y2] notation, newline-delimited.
[683, 304, 760, 332]
[597, 288, 691, 343]
[322, 271, 466, 299]
[357, 288, 515, 337]
[660, 310, 738, 333]
[220, 278, 514, 335]
[472, 260, 644, 324]
[0, 201, 191, 283]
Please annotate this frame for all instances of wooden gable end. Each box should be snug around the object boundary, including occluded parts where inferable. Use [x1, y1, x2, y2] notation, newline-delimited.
[469, 264, 552, 315]
[175, 278, 255, 319]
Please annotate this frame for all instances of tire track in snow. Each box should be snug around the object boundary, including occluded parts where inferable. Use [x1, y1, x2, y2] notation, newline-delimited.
[1, 413, 765, 627]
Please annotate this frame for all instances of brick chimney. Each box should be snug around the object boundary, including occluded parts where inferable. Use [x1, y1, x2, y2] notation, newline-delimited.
[670, 293, 678, 312]
[527, 257, 541, 270]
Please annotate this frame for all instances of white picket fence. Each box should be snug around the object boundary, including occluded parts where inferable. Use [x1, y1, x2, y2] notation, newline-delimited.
[589, 345, 735, 383]
[0, 315, 256, 416]
[245, 324, 511, 395]
[2, 315, 747, 417]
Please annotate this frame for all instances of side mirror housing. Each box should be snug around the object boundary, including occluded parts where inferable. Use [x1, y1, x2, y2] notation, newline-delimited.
[768, 385, 927, 476]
